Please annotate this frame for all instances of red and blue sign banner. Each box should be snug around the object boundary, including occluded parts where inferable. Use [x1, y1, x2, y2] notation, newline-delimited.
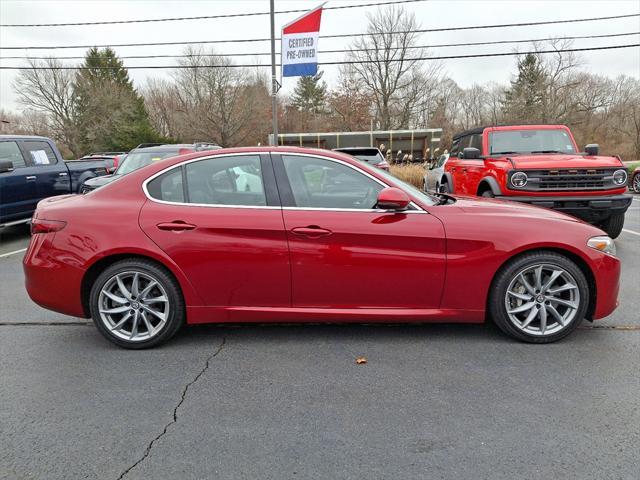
[281, 4, 324, 77]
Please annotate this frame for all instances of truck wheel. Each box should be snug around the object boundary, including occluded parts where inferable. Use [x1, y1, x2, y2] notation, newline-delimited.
[633, 173, 640, 193]
[600, 213, 625, 239]
[481, 190, 494, 198]
[489, 251, 588, 343]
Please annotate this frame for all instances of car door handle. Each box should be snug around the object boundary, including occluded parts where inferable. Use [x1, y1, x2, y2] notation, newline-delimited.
[156, 221, 197, 232]
[462, 168, 468, 173]
[26, 175, 37, 181]
[58, 172, 68, 177]
[450, 167, 456, 172]
[291, 226, 332, 238]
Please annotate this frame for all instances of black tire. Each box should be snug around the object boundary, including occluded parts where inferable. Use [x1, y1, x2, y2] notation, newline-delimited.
[600, 212, 625, 239]
[439, 182, 451, 193]
[480, 190, 494, 198]
[488, 251, 589, 344]
[89, 259, 185, 349]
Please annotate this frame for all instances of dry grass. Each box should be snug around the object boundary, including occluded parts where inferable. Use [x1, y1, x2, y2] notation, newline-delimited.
[389, 163, 427, 189]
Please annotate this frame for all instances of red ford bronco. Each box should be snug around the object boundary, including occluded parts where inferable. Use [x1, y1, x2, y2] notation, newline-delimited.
[441, 124, 632, 238]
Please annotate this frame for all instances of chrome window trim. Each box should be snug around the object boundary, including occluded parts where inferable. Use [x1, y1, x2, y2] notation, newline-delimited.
[142, 151, 426, 213]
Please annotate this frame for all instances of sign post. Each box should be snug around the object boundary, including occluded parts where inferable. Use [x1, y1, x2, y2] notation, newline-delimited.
[269, 0, 278, 145]
[281, 4, 324, 78]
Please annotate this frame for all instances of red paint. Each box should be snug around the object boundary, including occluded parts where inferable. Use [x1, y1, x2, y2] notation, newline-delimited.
[282, 6, 323, 34]
[23, 146, 620, 327]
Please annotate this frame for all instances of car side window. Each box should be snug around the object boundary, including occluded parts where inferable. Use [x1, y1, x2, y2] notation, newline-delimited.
[456, 136, 471, 157]
[147, 168, 184, 203]
[0, 141, 26, 168]
[185, 155, 266, 206]
[449, 139, 460, 157]
[469, 134, 483, 153]
[282, 155, 383, 210]
[22, 141, 58, 166]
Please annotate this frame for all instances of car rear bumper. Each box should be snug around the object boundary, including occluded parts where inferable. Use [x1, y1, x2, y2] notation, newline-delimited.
[23, 232, 88, 318]
[496, 194, 633, 222]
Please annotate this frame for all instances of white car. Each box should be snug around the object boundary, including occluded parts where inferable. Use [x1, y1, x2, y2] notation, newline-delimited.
[423, 153, 449, 192]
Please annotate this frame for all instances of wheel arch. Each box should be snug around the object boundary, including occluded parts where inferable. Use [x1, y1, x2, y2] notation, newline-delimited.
[80, 253, 188, 318]
[476, 176, 502, 196]
[486, 247, 596, 322]
[441, 172, 454, 191]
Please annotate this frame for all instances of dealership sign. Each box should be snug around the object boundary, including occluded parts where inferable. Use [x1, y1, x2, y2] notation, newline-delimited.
[281, 4, 324, 77]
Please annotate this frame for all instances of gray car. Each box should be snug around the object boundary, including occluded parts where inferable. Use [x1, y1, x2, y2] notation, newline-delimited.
[423, 153, 449, 192]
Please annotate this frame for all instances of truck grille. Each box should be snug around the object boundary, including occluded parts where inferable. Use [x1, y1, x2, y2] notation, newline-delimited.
[514, 169, 618, 191]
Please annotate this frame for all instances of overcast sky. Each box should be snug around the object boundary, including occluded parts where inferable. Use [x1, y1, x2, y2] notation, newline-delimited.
[1, 0, 639, 112]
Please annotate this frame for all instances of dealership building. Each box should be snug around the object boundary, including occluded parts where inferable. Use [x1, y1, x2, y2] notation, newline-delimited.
[269, 128, 443, 161]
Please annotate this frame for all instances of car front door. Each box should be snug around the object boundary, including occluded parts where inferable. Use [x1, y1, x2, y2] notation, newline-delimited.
[273, 153, 446, 309]
[0, 140, 36, 223]
[139, 153, 290, 308]
[461, 133, 485, 195]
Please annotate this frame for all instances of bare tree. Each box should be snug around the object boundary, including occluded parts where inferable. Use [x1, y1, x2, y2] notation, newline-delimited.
[347, 6, 439, 130]
[171, 47, 261, 146]
[13, 58, 82, 156]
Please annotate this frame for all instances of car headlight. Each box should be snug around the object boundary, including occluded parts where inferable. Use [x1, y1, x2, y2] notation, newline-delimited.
[612, 169, 627, 185]
[587, 235, 616, 256]
[511, 171, 528, 187]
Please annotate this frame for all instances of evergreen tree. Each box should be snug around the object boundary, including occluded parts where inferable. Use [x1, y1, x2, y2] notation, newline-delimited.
[291, 71, 327, 114]
[75, 48, 166, 152]
[502, 53, 547, 123]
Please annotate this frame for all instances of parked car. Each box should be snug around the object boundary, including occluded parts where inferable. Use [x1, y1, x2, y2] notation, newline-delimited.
[25, 147, 619, 348]
[631, 166, 640, 193]
[333, 147, 390, 171]
[423, 153, 449, 192]
[77, 152, 125, 172]
[0, 135, 110, 227]
[442, 125, 632, 238]
[80, 143, 220, 193]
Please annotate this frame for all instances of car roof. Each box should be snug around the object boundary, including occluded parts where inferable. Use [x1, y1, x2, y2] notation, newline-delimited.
[0, 134, 52, 140]
[453, 124, 569, 140]
[129, 144, 195, 153]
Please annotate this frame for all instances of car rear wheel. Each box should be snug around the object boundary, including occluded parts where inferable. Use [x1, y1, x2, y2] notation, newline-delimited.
[439, 182, 450, 193]
[89, 259, 185, 349]
[489, 252, 589, 343]
[600, 212, 625, 239]
[480, 190, 494, 198]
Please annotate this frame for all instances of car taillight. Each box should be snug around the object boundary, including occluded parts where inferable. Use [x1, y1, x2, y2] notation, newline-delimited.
[377, 161, 390, 170]
[31, 218, 66, 235]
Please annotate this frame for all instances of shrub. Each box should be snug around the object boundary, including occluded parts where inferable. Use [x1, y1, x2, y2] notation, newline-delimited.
[389, 163, 427, 189]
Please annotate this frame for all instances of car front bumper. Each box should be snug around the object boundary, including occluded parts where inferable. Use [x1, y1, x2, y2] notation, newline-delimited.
[495, 194, 633, 223]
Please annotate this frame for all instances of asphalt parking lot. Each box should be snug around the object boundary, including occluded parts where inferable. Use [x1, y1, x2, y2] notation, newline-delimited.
[1, 196, 639, 480]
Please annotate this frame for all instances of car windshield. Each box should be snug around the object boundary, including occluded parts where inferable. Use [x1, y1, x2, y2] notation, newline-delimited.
[489, 129, 576, 155]
[338, 149, 384, 165]
[374, 167, 438, 206]
[115, 150, 181, 175]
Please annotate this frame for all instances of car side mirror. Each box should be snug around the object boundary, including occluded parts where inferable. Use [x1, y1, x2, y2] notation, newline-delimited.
[585, 144, 599, 156]
[0, 160, 14, 174]
[462, 147, 480, 160]
[376, 187, 410, 211]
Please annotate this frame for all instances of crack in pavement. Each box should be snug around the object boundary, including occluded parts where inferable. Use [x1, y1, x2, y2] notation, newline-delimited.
[116, 336, 226, 480]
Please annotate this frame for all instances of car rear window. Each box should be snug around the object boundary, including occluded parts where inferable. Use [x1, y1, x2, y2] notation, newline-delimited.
[116, 149, 180, 175]
[336, 149, 384, 165]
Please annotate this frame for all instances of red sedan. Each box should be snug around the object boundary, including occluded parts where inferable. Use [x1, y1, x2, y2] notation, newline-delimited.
[24, 147, 620, 348]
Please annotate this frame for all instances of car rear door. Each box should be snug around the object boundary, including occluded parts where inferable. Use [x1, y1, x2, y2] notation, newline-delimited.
[20, 139, 70, 199]
[272, 152, 446, 309]
[139, 152, 291, 308]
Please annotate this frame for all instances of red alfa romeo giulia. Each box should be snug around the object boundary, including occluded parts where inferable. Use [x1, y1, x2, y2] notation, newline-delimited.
[24, 147, 620, 348]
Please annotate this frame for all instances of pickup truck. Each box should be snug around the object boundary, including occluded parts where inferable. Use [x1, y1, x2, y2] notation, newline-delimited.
[0, 135, 110, 227]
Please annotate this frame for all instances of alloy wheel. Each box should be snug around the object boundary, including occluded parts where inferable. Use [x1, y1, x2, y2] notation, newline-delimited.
[98, 270, 170, 342]
[504, 263, 580, 336]
[633, 174, 640, 193]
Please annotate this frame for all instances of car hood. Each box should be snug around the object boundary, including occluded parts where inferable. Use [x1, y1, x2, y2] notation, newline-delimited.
[449, 194, 584, 224]
[505, 154, 623, 169]
[84, 174, 118, 187]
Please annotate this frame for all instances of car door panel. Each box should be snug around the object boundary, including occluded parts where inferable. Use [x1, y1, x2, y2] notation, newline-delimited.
[20, 140, 70, 201]
[139, 153, 290, 308]
[282, 209, 446, 308]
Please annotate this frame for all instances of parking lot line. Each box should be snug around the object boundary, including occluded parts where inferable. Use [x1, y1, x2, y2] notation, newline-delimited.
[622, 228, 640, 237]
[0, 247, 27, 259]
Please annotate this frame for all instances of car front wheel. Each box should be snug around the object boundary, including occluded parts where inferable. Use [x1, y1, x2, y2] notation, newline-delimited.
[89, 259, 185, 349]
[489, 252, 589, 343]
